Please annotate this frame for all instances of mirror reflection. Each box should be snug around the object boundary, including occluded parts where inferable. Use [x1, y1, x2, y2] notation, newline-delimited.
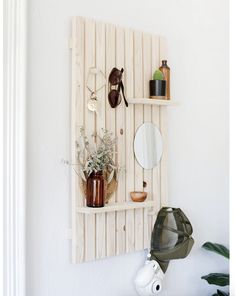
[134, 122, 163, 170]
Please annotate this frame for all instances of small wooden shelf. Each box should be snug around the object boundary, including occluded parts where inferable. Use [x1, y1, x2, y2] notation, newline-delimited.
[128, 98, 176, 106]
[77, 200, 155, 214]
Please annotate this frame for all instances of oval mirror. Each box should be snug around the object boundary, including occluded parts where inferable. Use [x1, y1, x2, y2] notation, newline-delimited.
[134, 122, 163, 169]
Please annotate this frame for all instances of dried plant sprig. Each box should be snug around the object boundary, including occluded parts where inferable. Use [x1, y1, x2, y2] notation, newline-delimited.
[76, 127, 118, 182]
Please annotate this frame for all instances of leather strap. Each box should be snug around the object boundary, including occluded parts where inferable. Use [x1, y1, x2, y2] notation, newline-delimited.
[120, 81, 128, 107]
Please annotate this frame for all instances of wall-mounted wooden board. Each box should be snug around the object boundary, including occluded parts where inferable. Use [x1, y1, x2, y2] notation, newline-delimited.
[71, 16, 168, 263]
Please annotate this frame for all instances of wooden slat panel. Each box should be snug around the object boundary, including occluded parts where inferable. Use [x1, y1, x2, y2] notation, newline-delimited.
[115, 26, 126, 255]
[159, 37, 168, 207]
[72, 17, 166, 263]
[105, 24, 116, 257]
[84, 18, 96, 261]
[95, 21, 106, 259]
[124, 28, 135, 253]
[134, 30, 144, 251]
[142, 32, 152, 249]
[151, 35, 161, 229]
[71, 17, 85, 263]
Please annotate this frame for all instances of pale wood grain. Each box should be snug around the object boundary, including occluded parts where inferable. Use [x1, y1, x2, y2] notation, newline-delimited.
[142, 33, 152, 249]
[124, 28, 135, 253]
[72, 17, 168, 263]
[77, 201, 155, 214]
[115, 26, 126, 255]
[134, 30, 144, 251]
[159, 37, 168, 208]
[151, 35, 161, 231]
[95, 21, 106, 259]
[105, 23, 116, 257]
[71, 16, 85, 263]
[128, 98, 176, 105]
[84, 18, 96, 262]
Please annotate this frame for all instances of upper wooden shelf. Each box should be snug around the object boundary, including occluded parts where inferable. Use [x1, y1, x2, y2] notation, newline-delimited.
[128, 98, 177, 106]
[77, 200, 155, 214]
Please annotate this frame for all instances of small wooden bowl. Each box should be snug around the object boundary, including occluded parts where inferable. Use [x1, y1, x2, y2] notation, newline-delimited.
[130, 191, 147, 202]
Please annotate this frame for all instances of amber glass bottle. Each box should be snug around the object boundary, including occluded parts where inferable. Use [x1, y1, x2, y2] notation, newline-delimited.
[159, 60, 170, 100]
[86, 171, 106, 207]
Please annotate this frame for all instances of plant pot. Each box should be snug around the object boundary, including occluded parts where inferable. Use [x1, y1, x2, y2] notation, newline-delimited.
[86, 171, 107, 207]
[149, 80, 166, 98]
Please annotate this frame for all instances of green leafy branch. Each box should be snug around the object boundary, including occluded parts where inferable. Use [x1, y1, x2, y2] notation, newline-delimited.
[201, 242, 229, 296]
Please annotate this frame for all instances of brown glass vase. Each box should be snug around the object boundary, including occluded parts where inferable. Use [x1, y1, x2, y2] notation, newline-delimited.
[159, 60, 170, 100]
[86, 171, 106, 207]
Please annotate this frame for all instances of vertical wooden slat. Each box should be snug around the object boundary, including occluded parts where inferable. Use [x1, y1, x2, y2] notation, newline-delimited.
[125, 28, 135, 253]
[105, 24, 116, 257]
[115, 26, 126, 255]
[143, 208, 149, 249]
[151, 35, 161, 229]
[134, 30, 144, 251]
[95, 21, 106, 259]
[159, 37, 168, 207]
[142, 33, 152, 249]
[159, 107, 168, 207]
[71, 16, 85, 263]
[84, 18, 96, 261]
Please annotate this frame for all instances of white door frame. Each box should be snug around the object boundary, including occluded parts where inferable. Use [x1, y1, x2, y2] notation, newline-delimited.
[3, 0, 27, 295]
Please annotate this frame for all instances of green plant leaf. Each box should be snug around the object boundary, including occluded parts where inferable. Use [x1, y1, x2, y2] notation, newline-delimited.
[201, 273, 229, 286]
[216, 289, 229, 296]
[202, 242, 229, 259]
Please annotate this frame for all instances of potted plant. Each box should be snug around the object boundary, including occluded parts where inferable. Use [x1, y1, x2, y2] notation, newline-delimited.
[201, 242, 230, 296]
[149, 69, 166, 99]
[76, 127, 118, 207]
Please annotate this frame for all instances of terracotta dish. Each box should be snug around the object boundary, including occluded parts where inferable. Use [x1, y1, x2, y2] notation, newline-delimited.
[130, 191, 147, 202]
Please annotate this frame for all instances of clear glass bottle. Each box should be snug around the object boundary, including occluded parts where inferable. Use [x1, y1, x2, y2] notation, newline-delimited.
[159, 60, 170, 100]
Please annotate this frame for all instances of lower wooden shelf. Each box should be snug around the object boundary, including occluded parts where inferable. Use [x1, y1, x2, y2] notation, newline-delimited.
[76, 200, 155, 214]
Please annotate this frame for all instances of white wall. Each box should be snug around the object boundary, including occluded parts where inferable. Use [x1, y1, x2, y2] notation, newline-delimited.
[26, 0, 229, 295]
